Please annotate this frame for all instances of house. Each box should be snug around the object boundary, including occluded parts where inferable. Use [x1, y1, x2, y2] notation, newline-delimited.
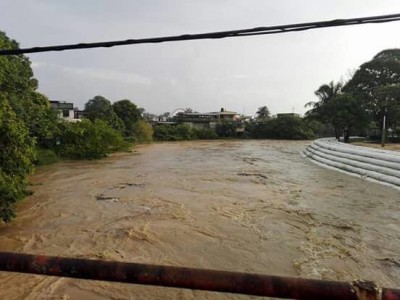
[49, 100, 82, 122]
[174, 108, 243, 132]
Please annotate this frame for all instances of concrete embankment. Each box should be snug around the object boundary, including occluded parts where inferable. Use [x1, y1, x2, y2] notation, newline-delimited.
[304, 138, 400, 189]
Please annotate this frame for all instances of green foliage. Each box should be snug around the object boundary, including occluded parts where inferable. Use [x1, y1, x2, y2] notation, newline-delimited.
[327, 93, 369, 135]
[58, 119, 124, 159]
[374, 85, 400, 132]
[153, 124, 218, 141]
[113, 99, 142, 136]
[34, 148, 59, 166]
[25, 93, 60, 148]
[304, 81, 344, 138]
[0, 96, 35, 222]
[0, 31, 59, 148]
[84, 95, 125, 133]
[248, 116, 315, 140]
[0, 31, 57, 222]
[0, 32, 35, 94]
[344, 49, 400, 127]
[131, 120, 153, 143]
[153, 124, 195, 141]
[256, 106, 271, 121]
[305, 80, 371, 140]
[216, 121, 237, 137]
[306, 49, 400, 140]
[192, 127, 218, 139]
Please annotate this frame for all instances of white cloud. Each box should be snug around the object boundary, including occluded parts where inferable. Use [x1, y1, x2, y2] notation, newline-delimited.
[61, 66, 152, 86]
[32, 62, 151, 86]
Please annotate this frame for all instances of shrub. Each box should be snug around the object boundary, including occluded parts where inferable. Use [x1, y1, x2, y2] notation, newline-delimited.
[34, 148, 59, 166]
[58, 119, 124, 159]
[132, 120, 153, 143]
[248, 116, 316, 140]
[192, 127, 218, 139]
[0, 96, 35, 222]
[153, 124, 195, 141]
[216, 121, 237, 137]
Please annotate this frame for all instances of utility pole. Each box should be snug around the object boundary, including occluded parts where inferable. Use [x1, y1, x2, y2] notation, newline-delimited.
[381, 113, 386, 147]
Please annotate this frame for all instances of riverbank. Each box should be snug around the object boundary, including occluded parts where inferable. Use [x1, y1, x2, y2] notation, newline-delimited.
[304, 138, 400, 189]
[352, 142, 400, 152]
[0, 140, 399, 299]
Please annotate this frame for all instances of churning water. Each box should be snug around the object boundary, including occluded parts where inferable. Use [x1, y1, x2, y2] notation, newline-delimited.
[0, 140, 399, 299]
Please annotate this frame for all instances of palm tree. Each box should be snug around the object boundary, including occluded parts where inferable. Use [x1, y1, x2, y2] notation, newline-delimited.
[256, 106, 270, 120]
[305, 81, 342, 115]
[304, 81, 343, 139]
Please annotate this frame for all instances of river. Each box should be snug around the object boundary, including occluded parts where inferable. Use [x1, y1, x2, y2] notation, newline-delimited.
[0, 140, 399, 299]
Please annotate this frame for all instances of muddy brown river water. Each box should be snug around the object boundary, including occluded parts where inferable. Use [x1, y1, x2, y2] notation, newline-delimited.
[0, 140, 399, 299]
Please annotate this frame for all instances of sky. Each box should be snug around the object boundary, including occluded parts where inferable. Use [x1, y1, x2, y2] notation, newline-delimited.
[1, 1, 400, 116]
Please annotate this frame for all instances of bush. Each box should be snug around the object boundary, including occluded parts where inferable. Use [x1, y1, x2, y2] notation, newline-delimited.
[248, 116, 316, 140]
[0, 96, 35, 222]
[34, 148, 59, 166]
[132, 120, 153, 143]
[216, 121, 237, 137]
[153, 124, 195, 141]
[58, 119, 124, 159]
[192, 127, 218, 139]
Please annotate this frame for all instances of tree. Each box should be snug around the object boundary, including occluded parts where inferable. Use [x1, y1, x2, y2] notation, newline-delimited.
[256, 106, 271, 121]
[0, 96, 35, 222]
[248, 116, 315, 140]
[84, 95, 124, 132]
[0, 31, 59, 148]
[216, 121, 237, 137]
[131, 120, 153, 143]
[0, 30, 59, 221]
[112, 99, 142, 136]
[344, 49, 400, 128]
[374, 85, 400, 137]
[305, 81, 343, 118]
[305, 81, 343, 139]
[153, 124, 194, 141]
[324, 93, 369, 142]
[58, 119, 124, 159]
[23, 92, 60, 147]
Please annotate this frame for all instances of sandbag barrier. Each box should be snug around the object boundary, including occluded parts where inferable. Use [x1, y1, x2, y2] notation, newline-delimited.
[304, 138, 400, 188]
[0, 252, 399, 299]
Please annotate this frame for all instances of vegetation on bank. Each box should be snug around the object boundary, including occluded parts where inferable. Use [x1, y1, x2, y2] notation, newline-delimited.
[0, 96, 35, 222]
[0, 31, 151, 222]
[1, 32, 51, 222]
[305, 49, 400, 142]
[153, 124, 218, 141]
[153, 107, 318, 141]
[246, 116, 318, 140]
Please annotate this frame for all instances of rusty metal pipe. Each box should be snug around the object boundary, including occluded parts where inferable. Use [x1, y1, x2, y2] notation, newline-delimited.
[0, 252, 399, 299]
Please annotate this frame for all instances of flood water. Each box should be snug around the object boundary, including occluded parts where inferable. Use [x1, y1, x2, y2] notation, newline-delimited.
[0, 140, 399, 299]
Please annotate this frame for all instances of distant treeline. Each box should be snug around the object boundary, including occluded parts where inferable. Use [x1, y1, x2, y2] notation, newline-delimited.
[153, 115, 319, 141]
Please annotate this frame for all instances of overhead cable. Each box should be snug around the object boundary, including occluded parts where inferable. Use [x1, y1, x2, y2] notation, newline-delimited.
[1, 13, 400, 56]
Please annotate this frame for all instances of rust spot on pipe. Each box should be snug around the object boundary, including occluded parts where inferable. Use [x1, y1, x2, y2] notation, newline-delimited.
[351, 280, 382, 300]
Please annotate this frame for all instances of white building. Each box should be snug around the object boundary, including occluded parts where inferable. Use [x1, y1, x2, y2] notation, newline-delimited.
[49, 100, 81, 122]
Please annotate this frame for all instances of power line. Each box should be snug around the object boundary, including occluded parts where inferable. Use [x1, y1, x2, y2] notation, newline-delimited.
[1, 13, 400, 56]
